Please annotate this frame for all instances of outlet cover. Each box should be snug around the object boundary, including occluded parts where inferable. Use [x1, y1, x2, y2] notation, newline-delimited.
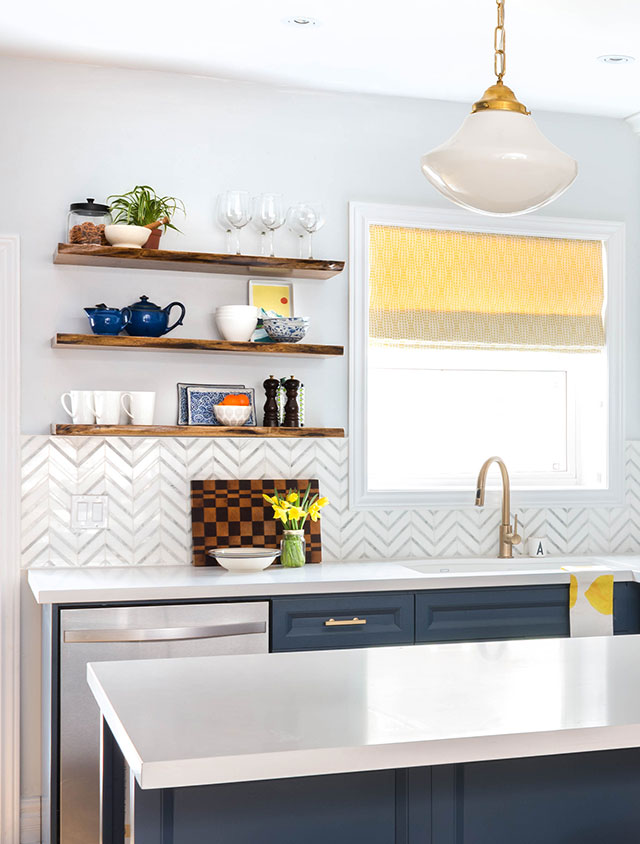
[71, 495, 109, 530]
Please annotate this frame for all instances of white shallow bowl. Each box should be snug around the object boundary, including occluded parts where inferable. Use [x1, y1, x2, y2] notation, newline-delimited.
[213, 404, 252, 426]
[104, 224, 151, 248]
[208, 547, 279, 572]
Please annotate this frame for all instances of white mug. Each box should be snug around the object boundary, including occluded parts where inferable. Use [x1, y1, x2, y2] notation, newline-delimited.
[61, 391, 95, 424]
[92, 391, 123, 425]
[120, 391, 156, 426]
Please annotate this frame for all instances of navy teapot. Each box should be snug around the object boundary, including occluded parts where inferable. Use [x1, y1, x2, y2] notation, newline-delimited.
[84, 304, 132, 336]
[124, 295, 186, 337]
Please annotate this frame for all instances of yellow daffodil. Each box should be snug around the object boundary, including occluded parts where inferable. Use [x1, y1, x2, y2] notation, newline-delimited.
[278, 498, 290, 509]
[262, 493, 279, 505]
[272, 506, 289, 524]
[287, 506, 307, 521]
[286, 492, 299, 504]
[308, 503, 321, 522]
[317, 497, 329, 508]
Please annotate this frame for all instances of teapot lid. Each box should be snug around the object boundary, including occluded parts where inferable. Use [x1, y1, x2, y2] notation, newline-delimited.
[129, 295, 161, 311]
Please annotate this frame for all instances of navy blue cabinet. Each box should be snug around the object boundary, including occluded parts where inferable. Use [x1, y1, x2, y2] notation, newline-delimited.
[271, 592, 414, 652]
[415, 582, 640, 645]
[127, 749, 640, 844]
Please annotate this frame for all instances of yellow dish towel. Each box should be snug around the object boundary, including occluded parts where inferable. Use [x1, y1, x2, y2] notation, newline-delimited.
[568, 571, 614, 637]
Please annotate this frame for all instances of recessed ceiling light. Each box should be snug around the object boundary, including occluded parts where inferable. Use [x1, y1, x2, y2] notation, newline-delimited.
[286, 16, 318, 27]
[598, 54, 635, 65]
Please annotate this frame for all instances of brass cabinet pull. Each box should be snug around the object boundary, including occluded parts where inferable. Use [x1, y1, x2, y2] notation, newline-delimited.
[324, 617, 367, 627]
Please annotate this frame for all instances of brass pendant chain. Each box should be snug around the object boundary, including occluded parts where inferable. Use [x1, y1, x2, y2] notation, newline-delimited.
[494, 0, 506, 83]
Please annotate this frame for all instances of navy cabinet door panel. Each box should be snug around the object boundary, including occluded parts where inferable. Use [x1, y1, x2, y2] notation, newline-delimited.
[415, 586, 569, 643]
[611, 581, 640, 634]
[134, 770, 403, 844]
[271, 593, 414, 652]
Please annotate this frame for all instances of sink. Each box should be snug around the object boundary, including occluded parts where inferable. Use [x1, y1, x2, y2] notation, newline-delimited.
[402, 558, 615, 575]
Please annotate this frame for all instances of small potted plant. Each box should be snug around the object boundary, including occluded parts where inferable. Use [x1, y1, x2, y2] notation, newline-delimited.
[263, 485, 329, 567]
[105, 185, 185, 249]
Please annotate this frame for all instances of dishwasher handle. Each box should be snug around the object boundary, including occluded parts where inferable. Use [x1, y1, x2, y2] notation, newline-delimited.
[63, 621, 267, 644]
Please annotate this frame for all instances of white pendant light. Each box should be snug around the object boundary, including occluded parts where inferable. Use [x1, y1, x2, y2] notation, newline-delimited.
[421, 0, 577, 216]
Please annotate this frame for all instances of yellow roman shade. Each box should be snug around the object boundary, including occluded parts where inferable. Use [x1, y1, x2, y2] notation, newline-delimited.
[368, 225, 606, 351]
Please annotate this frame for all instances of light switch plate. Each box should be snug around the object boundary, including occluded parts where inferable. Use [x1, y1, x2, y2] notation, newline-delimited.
[71, 495, 109, 530]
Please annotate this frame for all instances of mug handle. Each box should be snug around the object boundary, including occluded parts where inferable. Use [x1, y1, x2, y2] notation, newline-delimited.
[120, 307, 132, 327]
[91, 392, 103, 421]
[60, 392, 75, 419]
[120, 393, 134, 420]
[163, 302, 186, 334]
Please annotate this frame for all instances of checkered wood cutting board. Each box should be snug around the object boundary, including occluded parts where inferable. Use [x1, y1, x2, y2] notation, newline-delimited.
[190, 479, 322, 566]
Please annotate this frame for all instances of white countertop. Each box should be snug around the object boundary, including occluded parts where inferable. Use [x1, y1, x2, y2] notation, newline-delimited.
[88, 634, 640, 789]
[27, 555, 640, 604]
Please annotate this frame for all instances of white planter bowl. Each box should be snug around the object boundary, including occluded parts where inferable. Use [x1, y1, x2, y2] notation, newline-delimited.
[207, 547, 278, 572]
[105, 224, 151, 249]
[215, 306, 258, 342]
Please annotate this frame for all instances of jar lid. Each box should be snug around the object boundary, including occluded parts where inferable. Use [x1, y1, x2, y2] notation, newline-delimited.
[69, 197, 110, 215]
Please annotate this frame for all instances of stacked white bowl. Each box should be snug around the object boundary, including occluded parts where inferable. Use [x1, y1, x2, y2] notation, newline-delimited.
[215, 305, 259, 342]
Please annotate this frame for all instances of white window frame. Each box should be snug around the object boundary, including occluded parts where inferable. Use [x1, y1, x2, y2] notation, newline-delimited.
[349, 202, 625, 509]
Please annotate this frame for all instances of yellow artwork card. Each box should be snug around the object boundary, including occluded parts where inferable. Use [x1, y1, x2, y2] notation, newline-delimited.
[249, 281, 293, 317]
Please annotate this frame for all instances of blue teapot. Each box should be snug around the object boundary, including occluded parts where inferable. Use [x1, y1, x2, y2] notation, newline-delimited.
[124, 295, 186, 337]
[84, 304, 132, 336]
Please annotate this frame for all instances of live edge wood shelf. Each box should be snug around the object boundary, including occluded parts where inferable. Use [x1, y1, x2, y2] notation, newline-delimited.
[52, 425, 345, 438]
[52, 334, 344, 358]
[53, 243, 345, 280]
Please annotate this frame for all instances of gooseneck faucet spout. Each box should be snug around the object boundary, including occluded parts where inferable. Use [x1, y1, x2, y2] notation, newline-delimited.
[475, 456, 521, 559]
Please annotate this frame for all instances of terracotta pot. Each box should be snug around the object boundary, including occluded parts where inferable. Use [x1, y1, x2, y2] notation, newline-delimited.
[144, 228, 162, 249]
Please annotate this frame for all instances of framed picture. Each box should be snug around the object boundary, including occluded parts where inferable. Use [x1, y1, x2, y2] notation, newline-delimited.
[248, 280, 294, 316]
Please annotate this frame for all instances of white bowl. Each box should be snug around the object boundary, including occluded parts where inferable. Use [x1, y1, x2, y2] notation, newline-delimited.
[104, 224, 151, 248]
[215, 309, 258, 342]
[213, 404, 252, 426]
[208, 547, 278, 572]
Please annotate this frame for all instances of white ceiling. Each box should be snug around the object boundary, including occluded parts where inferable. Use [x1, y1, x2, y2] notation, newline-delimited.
[3, 0, 640, 118]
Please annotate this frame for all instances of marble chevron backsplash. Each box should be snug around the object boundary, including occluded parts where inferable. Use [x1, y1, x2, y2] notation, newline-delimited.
[20, 436, 640, 568]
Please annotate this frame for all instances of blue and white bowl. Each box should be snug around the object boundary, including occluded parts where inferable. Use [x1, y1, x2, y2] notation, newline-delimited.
[263, 317, 310, 343]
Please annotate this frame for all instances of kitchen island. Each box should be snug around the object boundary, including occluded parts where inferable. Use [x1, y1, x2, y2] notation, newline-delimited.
[90, 634, 640, 844]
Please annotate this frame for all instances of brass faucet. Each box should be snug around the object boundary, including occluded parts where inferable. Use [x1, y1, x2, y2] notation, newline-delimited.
[475, 456, 521, 558]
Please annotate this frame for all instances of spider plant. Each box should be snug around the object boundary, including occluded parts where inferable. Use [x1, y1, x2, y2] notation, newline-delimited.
[107, 186, 185, 232]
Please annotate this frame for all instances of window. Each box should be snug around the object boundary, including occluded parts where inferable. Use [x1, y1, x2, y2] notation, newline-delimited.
[349, 203, 624, 508]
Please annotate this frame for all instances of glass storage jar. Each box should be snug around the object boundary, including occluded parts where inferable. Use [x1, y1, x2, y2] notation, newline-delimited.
[67, 198, 111, 245]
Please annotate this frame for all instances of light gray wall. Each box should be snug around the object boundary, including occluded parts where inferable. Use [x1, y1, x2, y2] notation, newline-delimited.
[5, 53, 640, 816]
[0, 56, 638, 434]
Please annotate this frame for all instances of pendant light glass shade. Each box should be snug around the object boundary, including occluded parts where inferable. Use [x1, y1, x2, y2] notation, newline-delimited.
[421, 109, 578, 216]
[421, 0, 577, 216]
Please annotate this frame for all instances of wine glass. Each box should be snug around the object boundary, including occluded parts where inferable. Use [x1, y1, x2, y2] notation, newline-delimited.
[252, 193, 285, 257]
[286, 202, 325, 259]
[217, 191, 252, 255]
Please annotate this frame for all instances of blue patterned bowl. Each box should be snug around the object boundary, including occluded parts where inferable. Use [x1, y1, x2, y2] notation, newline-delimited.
[263, 317, 309, 343]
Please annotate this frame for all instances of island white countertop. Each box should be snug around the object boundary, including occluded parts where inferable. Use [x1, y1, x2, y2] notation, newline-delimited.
[27, 555, 640, 604]
[88, 634, 640, 790]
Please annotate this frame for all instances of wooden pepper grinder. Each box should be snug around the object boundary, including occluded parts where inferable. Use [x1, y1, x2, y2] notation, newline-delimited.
[282, 375, 300, 428]
[262, 375, 280, 427]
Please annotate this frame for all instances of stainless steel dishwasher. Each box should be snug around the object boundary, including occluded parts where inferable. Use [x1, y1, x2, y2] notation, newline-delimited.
[54, 601, 268, 844]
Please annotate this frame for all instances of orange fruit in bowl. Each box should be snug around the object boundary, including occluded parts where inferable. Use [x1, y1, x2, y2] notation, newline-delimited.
[218, 394, 250, 406]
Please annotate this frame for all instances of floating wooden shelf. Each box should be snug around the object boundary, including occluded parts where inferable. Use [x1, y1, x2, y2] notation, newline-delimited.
[52, 425, 345, 438]
[54, 243, 345, 280]
[52, 333, 343, 358]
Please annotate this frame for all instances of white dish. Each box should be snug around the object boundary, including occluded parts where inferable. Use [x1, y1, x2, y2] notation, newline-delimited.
[104, 224, 150, 248]
[213, 404, 252, 426]
[215, 306, 258, 342]
[208, 547, 279, 572]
